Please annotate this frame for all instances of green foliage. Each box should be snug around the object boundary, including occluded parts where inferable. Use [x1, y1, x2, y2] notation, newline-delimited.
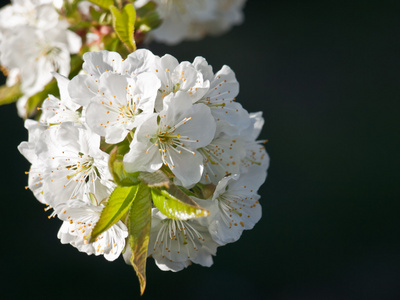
[0, 83, 23, 106]
[110, 4, 136, 52]
[127, 183, 152, 295]
[69, 55, 84, 78]
[62, 0, 82, 21]
[87, 0, 113, 10]
[151, 185, 210, 220]
[108, 146, 140, 186]
[90, 184, 140, 242]
[135, 1, 162, 33]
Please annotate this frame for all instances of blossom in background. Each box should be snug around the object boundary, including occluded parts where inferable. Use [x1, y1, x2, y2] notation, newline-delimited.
[0, 0, 59, 31]
[0, 0, 81, 117]
[136, 0, 247, 45]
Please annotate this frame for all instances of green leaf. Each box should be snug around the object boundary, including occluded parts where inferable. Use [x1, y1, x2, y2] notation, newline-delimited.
[89, 5, 104, 21]
[137, 11, 162, 33]
[135, 1, 161, 33]
[69, 55, 83, 79]
[108, 146, 140, 186]
[90, 184, 140, 242]
[135, 0, 157, 16]
[25, 79, 59, 118]
[110, 4, 136, 52]
[151, 185, 210, 220]
[0, 83, 23, 106]
[138, 170, 170, 188]
[127, 183, 152, 295]
[88, 0, 113, 10]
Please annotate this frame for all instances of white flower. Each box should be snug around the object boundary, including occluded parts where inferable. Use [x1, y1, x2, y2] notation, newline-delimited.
[240, 112, 270, 173]
[0, 23, 81, 116]
[199, 134, 246, 185]
[67, 51, 125, 107]
[84, 72, 160, 144]
[67, 50, 161, 143]
[19, 122, 115, 208]
[68, 50, 155, 103]
[146, 209, 219, 272]
[142, 0, 246, 45]
[39, 73, 82, 125]
[45, 123, 114, 208]
[193, 57, 250, 135]
[150, 53, 210, 111]
[0, 0, 59, 31]
[196, 165, 266, 245]
[123, 91, 216, 187]
[56, 199, 128, 261]
[0, 1, 81, 104]
[18, 119, 49, 204]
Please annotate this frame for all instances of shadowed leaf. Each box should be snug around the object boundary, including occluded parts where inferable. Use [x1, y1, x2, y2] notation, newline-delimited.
[128, 183, 152, 295]
[139, 170, 170, 188]
[0, 83, 23, 106]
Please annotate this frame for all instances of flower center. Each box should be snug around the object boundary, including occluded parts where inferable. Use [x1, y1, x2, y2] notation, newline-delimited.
[153, 219, 205, 258]
[218, 193, 243, 227]
[66, 152, 95, 180]
[118, 99, 142, 124]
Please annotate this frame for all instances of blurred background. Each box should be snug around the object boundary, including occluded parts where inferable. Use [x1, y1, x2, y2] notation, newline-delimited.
[1, 0, 399, 299]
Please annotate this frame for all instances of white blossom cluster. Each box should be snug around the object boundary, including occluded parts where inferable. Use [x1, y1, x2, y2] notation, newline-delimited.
[136, 0, 247, 45]
[0, 0, 82, 116]
[19, 49, 269, 271]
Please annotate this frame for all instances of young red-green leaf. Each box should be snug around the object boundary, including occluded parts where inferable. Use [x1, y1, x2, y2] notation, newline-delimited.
[89, 184, 140, 242]
[109, 146, 140, 186]
[0, 83, 23, 106]
[110, 4, 136, 52]
[151, 185, 210, 220]
[127, 183, 152, 295]
[138, 170, 170, 188]
[87, 0, 113, 10]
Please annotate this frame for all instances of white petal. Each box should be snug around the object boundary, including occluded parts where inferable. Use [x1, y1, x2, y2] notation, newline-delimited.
[123, 139, 163, 173]
[68, 74, 98, 106]
[165, 148, 204, 187]
[123, 49, 156, 76]
[193, 56, 214, 82]
[82, 50, 123, 76]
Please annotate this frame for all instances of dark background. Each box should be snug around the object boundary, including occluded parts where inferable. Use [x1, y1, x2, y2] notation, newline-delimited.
[1, 0, 399, 299]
